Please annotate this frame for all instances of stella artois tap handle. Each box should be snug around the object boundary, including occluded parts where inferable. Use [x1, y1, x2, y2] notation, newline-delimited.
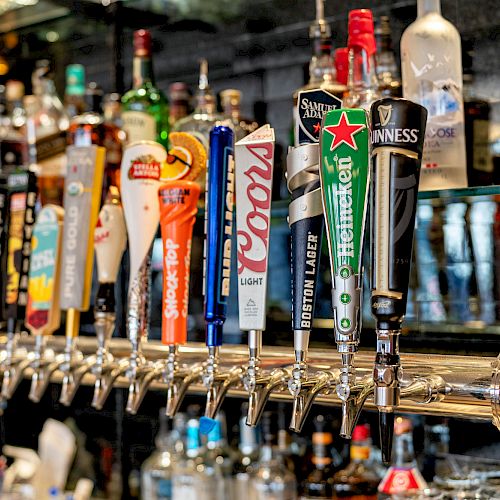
[201, 125, 236, 431]
[235, 125, 275, 394]
[370, 98, 427, 464]
[120, 141, 164, 412]
[92, 186, 127, 388]
[59, 145, 105, 406]
[287, 89, 341, 397]
[25, 205, 64, 402]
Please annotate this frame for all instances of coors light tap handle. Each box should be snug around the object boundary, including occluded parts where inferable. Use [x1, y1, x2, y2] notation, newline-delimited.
[288, 89, 341, 395]
[94, 187, 127, 362]
[120, 141, 165, 366]
[159, 181, 200, 347]
[370, 98, 427, 464]
[203, 126, 234, 383]
[319, 109, 369, 402]
[235, 125, 275, 388]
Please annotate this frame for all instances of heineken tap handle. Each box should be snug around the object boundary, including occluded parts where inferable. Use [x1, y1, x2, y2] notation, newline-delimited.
[370, 98, 427, 464]
[120, 141, 165, 366]
[94, 187, 127, 358]
[319, 109, 369, 417]
[288, 89, 341, 396]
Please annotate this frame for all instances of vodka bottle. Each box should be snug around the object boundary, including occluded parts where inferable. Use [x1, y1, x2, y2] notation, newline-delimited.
[401, 0, 467, 190]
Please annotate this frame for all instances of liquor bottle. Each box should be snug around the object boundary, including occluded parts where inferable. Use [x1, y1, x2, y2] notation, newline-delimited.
[64, 63, 86, 119]
[220, 89, 258, 141]
[122, 29, 169, 147]
[294, 0, 346, 102]
[401, 0, 467, 190]
[374, 16, 402, 97]
[343, 9, 381, 110]
[233, 404, 260, 500]
[6, 80, 26, 133]
[168, 82, 191, 127]
[203, 413, 234, 500]
[251, 412, 297, 500]
[68, 82, 124, 195]
[26, 59, 69, 206]
[141, 411, 177, 500]
[333, 424, 380, 500]
[334, 48, 348, 86]
[300, 415, 336, 499]
[174, 59, 224, 149]
[463, 44, 492, 186]
[378, 417, 428, 498]
[104, 92, 123, 128]
[172, 407, 210, 499]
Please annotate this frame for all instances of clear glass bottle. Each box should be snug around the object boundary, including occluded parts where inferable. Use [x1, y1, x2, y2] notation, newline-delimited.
[300, 415, 336, 499]
[378, 417, 428, 498]
[6, 80, 26, 133]
[251, 412, 297, 500]
[27, 59, 69, 206]
[220, 89, 258, 141]
[174, 59, 224, 149]
[294, 0, 346, 102]
[333, 424, 380, 500]
[401, 0, 467, 190]
[64, 63, 86, 119]
[343, 9, 381, 110]
[203, 412, 234, 500]
[375, 16, 402, 97]
[141, 412, 178, 500]
[233, 405, 260, 500]
[122, 29, 169, 148]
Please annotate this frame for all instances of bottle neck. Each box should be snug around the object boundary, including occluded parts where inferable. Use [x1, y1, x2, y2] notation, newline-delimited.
[417, 0, 441, 16]
[311, 436, 332, 470]
[194, 90, 216, 115]
[348, 45, 379, 92]
[309, 37, 336, 85]
[350, 440, 371, 463]
[133, 55, 154, 88]
[394, 432, 417, 466]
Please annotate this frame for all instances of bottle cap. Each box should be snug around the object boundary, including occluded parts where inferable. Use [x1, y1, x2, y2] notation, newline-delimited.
[352, 423, 370, 441]
[5, 80, 24, 102]
[394, 416, 413, 435]
[134, 29, 152, 57]
[334, 47, 349, 85]
[347, 9, 377, 57]
[66, 64, 85, 96]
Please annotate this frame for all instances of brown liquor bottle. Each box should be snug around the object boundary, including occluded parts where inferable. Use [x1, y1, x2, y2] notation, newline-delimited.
[333, 425, 380, 500]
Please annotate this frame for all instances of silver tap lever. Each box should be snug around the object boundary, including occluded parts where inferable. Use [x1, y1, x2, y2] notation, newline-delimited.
[289, 371, 335, 433]
[165, 362, 204, 417]
[59, 354, 97, 406]
[91, 358, 130, 410]
[205, 365, 244, 420]
[126, 361, 166, 415]
[246, 368, 290, 427]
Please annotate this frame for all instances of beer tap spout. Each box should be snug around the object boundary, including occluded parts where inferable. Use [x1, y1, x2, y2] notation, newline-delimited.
[339, 375, 374, 439]
[165, 362, 204, 417]
[91, 358, 129, 410]
[126, 361, 166, 415]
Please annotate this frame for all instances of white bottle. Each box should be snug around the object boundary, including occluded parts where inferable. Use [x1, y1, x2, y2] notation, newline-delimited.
[401, 0, 467, 190]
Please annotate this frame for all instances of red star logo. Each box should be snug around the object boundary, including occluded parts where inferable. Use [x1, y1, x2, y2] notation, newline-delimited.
[313, 122, 321, 134]
[324, 112, 366, 151]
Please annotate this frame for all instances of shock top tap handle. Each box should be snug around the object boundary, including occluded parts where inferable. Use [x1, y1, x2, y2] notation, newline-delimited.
[319, 109, 370, 354]
[120, 141, 165, 349]
[94, 186, 127, 316]
[370, 97, 427, 464]
[26, 205, 65, 337]
[159, 180, 200, 346]
[204, 126, 235, 348]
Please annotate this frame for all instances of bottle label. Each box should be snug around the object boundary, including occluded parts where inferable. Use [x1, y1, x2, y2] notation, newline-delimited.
[378, 466, 428, 495]
[350, 445, 370, 461]
[122, 110, 156, 143]
[156, 478, 172, 498]
[472, 119, 493, 173]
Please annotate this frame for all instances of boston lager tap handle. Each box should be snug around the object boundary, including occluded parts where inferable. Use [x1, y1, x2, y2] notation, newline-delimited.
[204, 126, 235, 350]
[159, 180, 200, 346]
[370, 97, 427, 464]
[319, 109, 369, 396]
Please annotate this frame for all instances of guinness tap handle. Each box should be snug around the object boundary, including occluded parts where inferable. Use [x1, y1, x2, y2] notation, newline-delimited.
[159, 180, 200, 346]
[370, 98, 427, 464]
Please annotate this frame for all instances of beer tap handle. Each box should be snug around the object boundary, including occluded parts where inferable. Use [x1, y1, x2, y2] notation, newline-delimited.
[235, 125, 275, 390]
[58, 146, 105, 405]
[287, 89, 341, 396]
[370, 98, 427, 463]
[319, 108, 369, 436]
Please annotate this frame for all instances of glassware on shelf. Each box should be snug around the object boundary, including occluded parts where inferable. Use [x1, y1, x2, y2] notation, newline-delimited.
[220, 89, 258, 141]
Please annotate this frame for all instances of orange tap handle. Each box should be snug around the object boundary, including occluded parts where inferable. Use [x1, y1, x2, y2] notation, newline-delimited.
[158, 180, 200, 346]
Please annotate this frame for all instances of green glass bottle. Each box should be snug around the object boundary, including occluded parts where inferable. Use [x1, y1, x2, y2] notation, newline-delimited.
[122, 29, 169, 148]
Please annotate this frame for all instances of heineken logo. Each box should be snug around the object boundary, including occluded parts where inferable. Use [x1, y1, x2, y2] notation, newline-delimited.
[324, 111, 366, 152]
[334, 155, 354, 258]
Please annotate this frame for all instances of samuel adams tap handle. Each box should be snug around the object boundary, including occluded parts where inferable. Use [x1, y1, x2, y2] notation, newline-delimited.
[319, 109, 369, 413]
[370, 97, 427, 464]
[288, 89, 341, 395]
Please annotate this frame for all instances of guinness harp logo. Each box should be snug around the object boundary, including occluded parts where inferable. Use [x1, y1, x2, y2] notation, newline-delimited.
[378, 104, 393, 126]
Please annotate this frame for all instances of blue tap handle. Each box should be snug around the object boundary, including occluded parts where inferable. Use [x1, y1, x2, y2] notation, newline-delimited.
[204, 126, 235, 347]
